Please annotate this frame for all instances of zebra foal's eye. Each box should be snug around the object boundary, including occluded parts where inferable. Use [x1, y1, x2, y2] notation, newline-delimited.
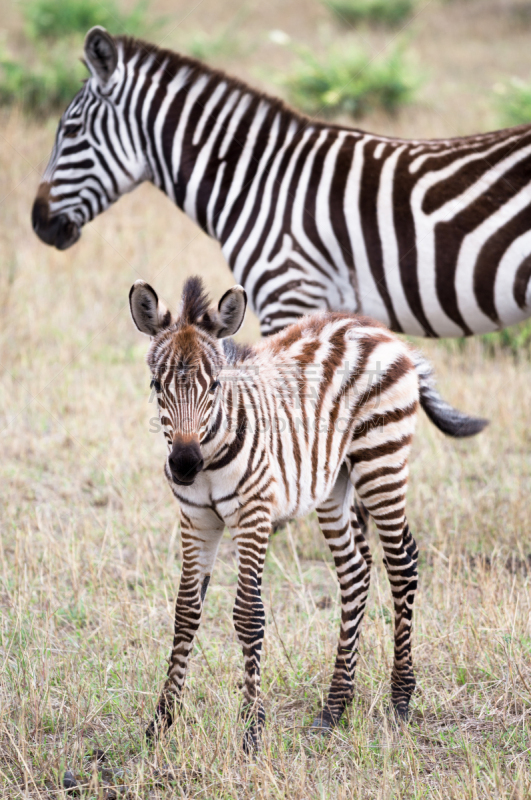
[150, 378, 162, 392]
[63, 123, 82, 137]
[210, 379, 220, 393]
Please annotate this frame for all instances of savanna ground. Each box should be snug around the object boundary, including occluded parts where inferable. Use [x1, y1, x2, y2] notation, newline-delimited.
[1, 0, 531, 796]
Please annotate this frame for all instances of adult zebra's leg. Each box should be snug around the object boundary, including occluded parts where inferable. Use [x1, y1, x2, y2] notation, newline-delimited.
[354, 462, 418, 722]
[146, 511, 224, 742]
[231, 517, 270, 754]
[312, 465, 373, 732]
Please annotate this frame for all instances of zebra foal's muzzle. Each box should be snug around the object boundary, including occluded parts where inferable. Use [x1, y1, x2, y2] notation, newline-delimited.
[168, 435, 204, 486]
[31, 193, 81, 251]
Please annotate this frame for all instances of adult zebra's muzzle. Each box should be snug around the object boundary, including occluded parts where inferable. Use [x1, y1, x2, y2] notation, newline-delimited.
[31, 197, 81, 250]
[168, 436, 204, 486]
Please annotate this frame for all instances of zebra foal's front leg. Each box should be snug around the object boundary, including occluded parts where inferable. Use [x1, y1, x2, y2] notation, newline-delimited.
[231, 518, 270, 754]
[146, 513, 223, 742]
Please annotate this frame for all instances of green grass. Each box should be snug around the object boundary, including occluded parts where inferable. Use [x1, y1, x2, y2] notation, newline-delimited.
[281, 43, 419, 118]
[494, 76, 531, 127]
[323, 0, 417, 27]
[0, 45, 86, 116]
[22, 0, 156, 40]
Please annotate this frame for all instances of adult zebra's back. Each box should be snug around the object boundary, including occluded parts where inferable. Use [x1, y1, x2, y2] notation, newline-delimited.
[33, 26, 531, 338]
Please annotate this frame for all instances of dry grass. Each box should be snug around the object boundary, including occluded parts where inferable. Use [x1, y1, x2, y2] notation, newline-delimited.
[1, 0, 531, 797]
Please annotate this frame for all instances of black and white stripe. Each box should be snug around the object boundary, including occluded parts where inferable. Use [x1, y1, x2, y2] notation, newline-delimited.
[34, 27, 531, 338]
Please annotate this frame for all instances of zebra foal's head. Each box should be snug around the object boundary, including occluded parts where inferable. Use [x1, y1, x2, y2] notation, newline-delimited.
[130, 277, 247, 486]
[32, 27, 149, 250]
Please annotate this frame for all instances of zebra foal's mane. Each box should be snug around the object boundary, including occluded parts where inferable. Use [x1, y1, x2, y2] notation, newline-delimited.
[179, 276, 211, 326]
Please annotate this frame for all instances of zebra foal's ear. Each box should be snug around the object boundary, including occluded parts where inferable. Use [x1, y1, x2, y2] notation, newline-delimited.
[84, 27, 118, 84]
[129, 281, 173, 336]
[215, 285, 247, 338]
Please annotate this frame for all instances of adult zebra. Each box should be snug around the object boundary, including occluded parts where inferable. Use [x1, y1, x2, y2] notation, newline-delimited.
[33, 26, 531, 338]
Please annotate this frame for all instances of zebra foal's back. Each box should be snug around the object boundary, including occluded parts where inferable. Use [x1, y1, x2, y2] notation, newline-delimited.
[242, 312, 420, 520]
[128, 277, 486, 751]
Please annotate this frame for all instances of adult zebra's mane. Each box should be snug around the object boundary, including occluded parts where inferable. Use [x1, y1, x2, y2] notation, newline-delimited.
[116, 35, 314, 127]
[116, 35, 531, 148]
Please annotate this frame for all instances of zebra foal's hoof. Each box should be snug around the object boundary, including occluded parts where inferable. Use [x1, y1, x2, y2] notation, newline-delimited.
[145, 708, 173, 743]
[63, 770, 79, 794]
[310, 708, 335, 735]
[388, 701, 410, 728]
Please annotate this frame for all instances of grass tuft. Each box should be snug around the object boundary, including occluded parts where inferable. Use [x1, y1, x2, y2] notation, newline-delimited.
[281, 43, 419, 118]
[493, 76, 531, 127]
[323, 0, 417, 27]
[22, 0, 156, 40]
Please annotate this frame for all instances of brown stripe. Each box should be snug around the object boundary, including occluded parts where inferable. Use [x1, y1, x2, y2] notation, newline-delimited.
[353, 463, 406, 492]
[351, 402, 417, 442]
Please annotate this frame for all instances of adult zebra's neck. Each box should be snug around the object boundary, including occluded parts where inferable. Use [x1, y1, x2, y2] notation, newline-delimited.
[122, 37, 306, 253]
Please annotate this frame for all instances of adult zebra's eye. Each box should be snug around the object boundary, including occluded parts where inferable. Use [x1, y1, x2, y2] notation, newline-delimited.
[63, 123, 82, 137]
[210, 379, 220, 393]
[150, 378, 162, 392]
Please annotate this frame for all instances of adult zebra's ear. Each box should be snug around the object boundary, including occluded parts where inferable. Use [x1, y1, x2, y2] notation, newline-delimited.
[215, 285, 247, 338]
[129, 281, 173, 336]
[84, 27, 118, 85]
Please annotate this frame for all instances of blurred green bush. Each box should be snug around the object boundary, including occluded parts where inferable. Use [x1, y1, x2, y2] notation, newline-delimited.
[0, 0, 163, 116]
[23, 0, 153, 39]
[494, 77, 531, 128]
[478, 320, 531, 358]
[0, 45, 86, 115]
[185, 29, 243, 62]
[281, 44, 419, 118]
[437, 320, 531, 359]
[323, 0, 417, 27]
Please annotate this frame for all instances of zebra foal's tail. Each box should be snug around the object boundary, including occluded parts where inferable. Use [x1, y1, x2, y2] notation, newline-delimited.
[412, 352, 489, 438]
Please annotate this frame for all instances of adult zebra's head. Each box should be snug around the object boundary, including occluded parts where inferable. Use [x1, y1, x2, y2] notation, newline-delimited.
[130, 277, 247, 487]
[32, 27, 150, 250]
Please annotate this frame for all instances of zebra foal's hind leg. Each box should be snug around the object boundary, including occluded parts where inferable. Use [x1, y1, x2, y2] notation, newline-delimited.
[312, 466, 373, 732]
[354, 499, 370, 537]
[353, 461, 418, 722]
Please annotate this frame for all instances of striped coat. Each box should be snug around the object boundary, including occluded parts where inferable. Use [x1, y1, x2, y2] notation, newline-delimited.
[33, 27, 531, 338]
[129, 276, 486, 751]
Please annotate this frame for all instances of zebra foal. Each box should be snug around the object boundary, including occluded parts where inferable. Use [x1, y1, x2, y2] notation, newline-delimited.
[129, 276, 486, 751]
